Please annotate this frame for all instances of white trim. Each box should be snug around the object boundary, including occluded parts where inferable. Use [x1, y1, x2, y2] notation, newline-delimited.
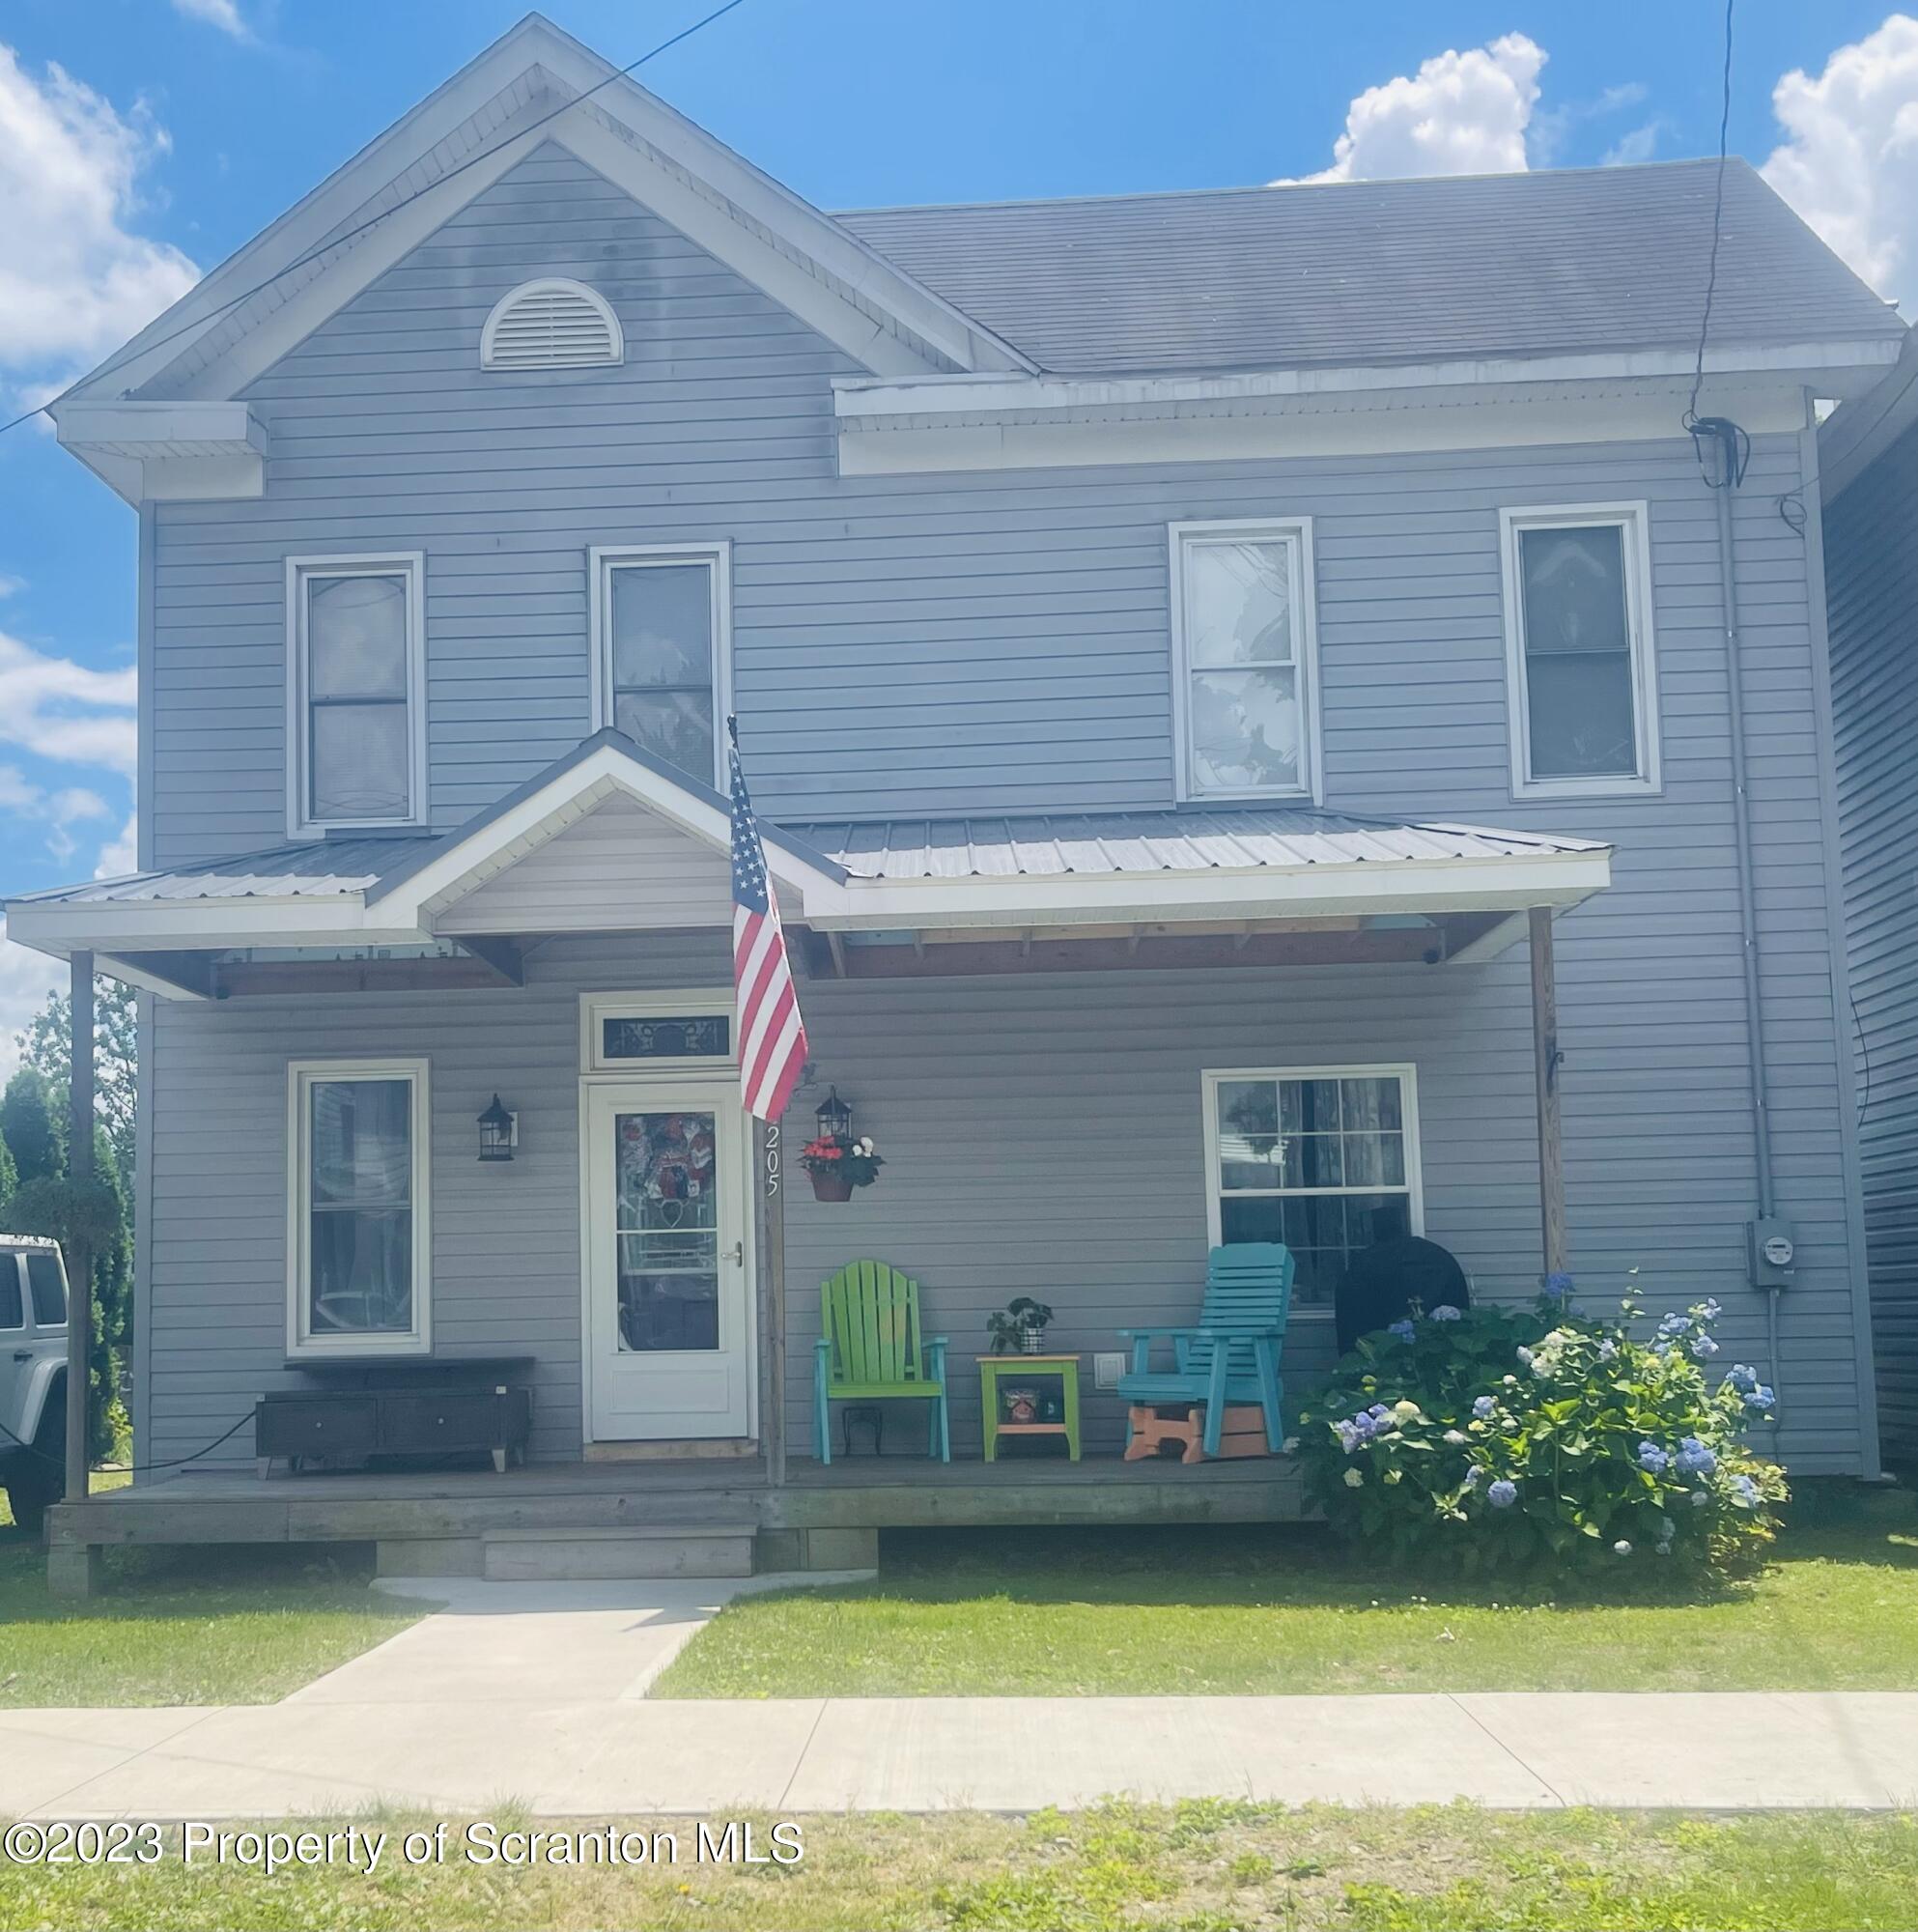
[1169, 517, 1319, 805]
[286, 552, 429, 838]
[833, 340, 1903, 421]
[1499, 503, 1661, 800]
[481, 277, 622, 370]
[50, 401, 268, 504]
[588, 543, 733, 790]
[1200, 1063, 1425, 1311]
[286, 1057, 432, 1359]
[580, 988, 741, 1076]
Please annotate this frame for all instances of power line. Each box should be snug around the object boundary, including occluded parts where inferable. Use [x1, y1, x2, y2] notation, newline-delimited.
[0, 0, 748, 440]
[1684, 0, 1735, 429]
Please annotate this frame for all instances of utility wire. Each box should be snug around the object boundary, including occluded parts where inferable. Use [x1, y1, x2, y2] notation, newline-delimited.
[1684, 0, 1735, 430]
[0, 0, 748, 440]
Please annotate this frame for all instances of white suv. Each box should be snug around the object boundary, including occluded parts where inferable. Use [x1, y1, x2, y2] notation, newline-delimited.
[1, 1236, 70, 1536]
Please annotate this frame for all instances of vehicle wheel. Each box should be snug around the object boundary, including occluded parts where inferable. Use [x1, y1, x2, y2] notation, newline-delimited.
[6, 1395, 63, 1539]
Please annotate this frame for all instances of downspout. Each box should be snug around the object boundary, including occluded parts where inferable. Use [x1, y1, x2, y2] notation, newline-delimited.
[1694, 417, 1785, 1424]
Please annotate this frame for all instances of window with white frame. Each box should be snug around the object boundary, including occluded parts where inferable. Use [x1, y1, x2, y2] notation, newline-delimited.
[1171, 519, 1318, 800]
[1500, 504, 1660, 796]
[1204, 1066, 1423, 1308]
[287, 554, 425, 833]
[288, 1060, 430, 1353]
[591, 544, 731, 789]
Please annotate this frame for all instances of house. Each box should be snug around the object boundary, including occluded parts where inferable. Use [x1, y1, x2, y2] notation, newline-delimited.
[1819, 329, 1918, 1470]
[8, 14, 1902, 1590]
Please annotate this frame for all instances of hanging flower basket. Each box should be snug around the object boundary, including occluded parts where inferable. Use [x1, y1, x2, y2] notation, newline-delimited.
[799, 1132, 883, 1203]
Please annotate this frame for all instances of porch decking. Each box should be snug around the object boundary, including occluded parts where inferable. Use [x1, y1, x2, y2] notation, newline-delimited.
[49, 1453, 1308, 1580]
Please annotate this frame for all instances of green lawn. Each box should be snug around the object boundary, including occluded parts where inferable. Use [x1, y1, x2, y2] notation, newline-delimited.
[656, 1485, 1918, 1698]
[3, 1804, 1915, 1930]
[0, 1492, 427, 1707]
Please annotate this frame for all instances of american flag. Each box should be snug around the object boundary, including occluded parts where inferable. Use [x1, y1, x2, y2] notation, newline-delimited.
[728, 720, 808, 1123]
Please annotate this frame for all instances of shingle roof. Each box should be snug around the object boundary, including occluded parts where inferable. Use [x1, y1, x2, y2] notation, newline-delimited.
[788, 809, 1607, 881]
[838, 159, 1902, 377]
[14, 809, 1604, 908]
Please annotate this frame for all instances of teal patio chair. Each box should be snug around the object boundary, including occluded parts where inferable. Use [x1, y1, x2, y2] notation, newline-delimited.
[813, 1259, 950, 1464]
[1116, 1242, 1294, 1458]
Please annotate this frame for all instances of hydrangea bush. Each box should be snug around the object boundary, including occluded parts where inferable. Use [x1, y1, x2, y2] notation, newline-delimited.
[1296, 1282, 1787, 1584]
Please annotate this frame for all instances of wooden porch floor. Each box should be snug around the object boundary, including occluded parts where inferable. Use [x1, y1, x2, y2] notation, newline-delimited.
[52, 1452, 1307, 1551]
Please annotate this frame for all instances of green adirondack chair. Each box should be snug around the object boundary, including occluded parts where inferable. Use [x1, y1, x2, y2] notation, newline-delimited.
[814, 1260, 949, 1464]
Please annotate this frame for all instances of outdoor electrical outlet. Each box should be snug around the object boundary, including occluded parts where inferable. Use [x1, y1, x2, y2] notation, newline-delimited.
[1094, 1351, 1124, 1390]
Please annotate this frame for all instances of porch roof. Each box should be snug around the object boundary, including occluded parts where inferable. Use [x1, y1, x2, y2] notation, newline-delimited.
[4, 733, 1612, 991]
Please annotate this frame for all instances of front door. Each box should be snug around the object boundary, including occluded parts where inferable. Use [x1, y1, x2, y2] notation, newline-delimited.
[584, 1080, 752, 1441]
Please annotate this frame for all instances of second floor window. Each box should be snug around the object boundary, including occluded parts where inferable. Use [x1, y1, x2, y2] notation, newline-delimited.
[1500, 503, 1660, 797]
[288, 554, 424, 833]
[592, 543, 732, 789]
[1171, 519, 1319, 801]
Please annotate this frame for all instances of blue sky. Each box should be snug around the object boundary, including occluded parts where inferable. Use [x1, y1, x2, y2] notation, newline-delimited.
[1, 0, 1913, 1059]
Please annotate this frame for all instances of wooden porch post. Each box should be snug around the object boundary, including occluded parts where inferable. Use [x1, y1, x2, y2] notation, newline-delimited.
[756, 1119, 788, 1486]
[65, 952, 95, 1506]
[1528, 907, 1568, 1281]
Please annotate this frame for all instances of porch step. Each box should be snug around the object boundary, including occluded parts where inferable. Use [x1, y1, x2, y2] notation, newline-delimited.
[480, 1522, 756, 1581]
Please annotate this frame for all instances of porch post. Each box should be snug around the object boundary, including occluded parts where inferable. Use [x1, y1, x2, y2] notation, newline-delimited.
[1528, 907, 1569, 1281]
[65, 952, 95, 1505]
[756, 1119, 788, 1485]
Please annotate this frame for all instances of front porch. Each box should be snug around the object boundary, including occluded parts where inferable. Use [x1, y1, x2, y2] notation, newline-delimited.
[9, 732, 1612, 1594]
[47, 1451, 1306, 1588]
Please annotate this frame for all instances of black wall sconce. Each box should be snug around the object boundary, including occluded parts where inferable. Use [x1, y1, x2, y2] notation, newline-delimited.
[477, 1094, 519, 1162]
[815, 1086, 853, 1143]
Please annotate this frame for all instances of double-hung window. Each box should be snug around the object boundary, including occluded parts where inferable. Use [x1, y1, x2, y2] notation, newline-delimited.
[1500, 504, 1660, 797]
[591, 543, 731, 789]
[1203, 1065, 1424, 1310]
[288, 1060, 430, 1355]
[288, 554, 425, 834]
[1171, 519, 1318, 801]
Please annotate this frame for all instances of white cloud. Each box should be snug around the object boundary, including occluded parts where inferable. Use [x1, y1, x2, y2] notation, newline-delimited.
[1278, 33, 1546, 185]
[0, 43, 199, 384]
[1761, 14, 1918, 304]
[1601, 124, 1663, 167]
[0, 573, 23, 599]
[0, 919, 63, 1085]
[171, 0, 251, 38]
[0, 763, 110, 862]
[94, 811, 138, 879]
[0, 629, 137, 777]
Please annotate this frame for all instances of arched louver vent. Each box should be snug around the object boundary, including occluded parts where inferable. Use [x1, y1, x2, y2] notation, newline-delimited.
[481, 278, 623, 371]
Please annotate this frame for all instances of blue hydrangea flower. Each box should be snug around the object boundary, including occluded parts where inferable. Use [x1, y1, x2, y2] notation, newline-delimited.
[1461, 1464, 1482, 1490]
[1742, 1385, 1776, 1414]
[1334, 1420, 1362, 1454]
[1700, 1298, 1722, 1321]
[1675, 1436, 1718, 1477]
[1387, 1319, 1416, 1341]
[1731, 1473, 1762, 1509]
[1487, 1478, 1518, 1510]
[1515, 1347, 1535, 1368]
[1473, 1395, 1497, 1420]
[1428, 1304, 1462, 1321]
[1543, 1271, 1575, 1300]
[1636, 1440, 1669, 1474]
[1691, 1490, 1709, 1508]
[1690, 1335, 1720, 1359]
[1596, 1339, 1619, 1362]
[1727, 1364, 1760, 1394]
[1657, 1312, 1692, 1338]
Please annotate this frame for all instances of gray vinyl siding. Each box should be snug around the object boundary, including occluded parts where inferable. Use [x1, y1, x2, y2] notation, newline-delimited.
[1825, 425, 1918, 1466]
[133, 141, 1875, 1472]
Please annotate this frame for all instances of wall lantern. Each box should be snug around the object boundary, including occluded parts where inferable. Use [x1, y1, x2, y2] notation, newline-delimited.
[815, 1087, 853, 1144]
[477, 1094, 519, 1163]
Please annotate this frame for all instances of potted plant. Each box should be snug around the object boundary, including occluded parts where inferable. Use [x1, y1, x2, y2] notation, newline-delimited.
[799, 1131, 883, 1203]
[987, 1296, 1055, 1355]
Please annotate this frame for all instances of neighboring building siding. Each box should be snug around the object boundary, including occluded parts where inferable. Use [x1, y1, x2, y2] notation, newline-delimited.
[135, 141, 1875, 1472]
[1825, 427, 1918, 1465]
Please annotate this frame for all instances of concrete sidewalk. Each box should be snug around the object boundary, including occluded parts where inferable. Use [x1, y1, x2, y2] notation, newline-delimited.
[6, 1579, 1917, 1819]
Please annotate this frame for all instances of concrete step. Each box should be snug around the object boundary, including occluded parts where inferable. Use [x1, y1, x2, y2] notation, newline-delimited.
[481, 1522, 756, 1581]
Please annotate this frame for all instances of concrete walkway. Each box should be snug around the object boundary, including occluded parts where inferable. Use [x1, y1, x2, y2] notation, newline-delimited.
[6, 1579, 1917, 1819]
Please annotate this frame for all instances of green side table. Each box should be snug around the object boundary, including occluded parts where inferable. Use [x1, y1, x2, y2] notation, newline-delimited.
[978, 1354, 1082, 1462]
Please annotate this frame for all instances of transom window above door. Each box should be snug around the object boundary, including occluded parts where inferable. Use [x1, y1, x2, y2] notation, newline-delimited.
[1171, 519, 1319, 802]
[1203, 1066, 1424, 1309]
[591, 543, 732, 789]
[286, 554, 425, 834]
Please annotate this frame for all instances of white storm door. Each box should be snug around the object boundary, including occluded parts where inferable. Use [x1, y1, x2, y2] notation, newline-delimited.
[585, 1081, 751, 1441]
